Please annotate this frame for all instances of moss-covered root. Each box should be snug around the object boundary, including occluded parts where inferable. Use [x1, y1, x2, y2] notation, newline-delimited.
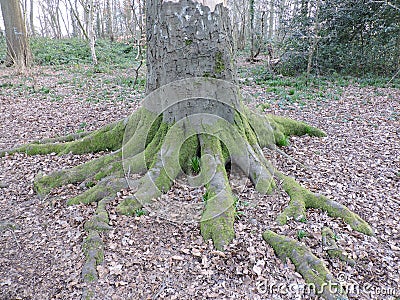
[276, 172, 373, 236]
[67, 176, 129, 205]
[322, 227, 356, 266]
[263, 230, 346, 300]
[81, 198, 112, 300]
[85, 197, 113, 231]
[0, 115, 131, 158]
[82, 230, 104, 283]
[199, 135, 235, 251]
[246, 143, 276, 194]
[33, 151, 122, 197]
[244, 108, 325, 148]
[117, 156, 175, 214]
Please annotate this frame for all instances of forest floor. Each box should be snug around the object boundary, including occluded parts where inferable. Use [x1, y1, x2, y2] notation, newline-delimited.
[0, 61, 399, 300]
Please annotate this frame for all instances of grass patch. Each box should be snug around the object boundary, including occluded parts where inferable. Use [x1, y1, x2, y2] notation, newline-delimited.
[30, 37, 137, 68]
[238, 63, 400, 109]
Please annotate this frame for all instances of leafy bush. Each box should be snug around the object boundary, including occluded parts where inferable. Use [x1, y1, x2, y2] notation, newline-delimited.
[275, 0, 400, 77]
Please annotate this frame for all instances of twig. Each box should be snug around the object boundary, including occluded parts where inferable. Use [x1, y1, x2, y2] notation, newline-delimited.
[11, 230, 21, 249]
[269, 146, 310, 170]
[387, 68, 400, 87]
[152, 278, 167, 299]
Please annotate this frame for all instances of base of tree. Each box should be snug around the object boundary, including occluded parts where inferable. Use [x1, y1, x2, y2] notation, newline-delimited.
[1, 103, 372, 299]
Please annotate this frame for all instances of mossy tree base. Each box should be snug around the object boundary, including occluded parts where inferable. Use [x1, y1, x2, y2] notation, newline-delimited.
[1, 99, 373, 299]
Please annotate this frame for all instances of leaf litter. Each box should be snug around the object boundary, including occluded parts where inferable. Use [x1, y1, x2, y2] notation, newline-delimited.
[0, 65, 399, 299]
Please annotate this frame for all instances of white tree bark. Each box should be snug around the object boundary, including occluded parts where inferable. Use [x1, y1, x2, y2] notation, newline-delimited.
[87, 0, 98, 65]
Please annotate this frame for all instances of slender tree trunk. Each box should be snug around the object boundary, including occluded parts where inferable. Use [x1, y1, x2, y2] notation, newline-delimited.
[301, 0, 308, 18]
[306, 0, 320, 76]
[29, 0, 35, 36]
[105, 0, 114, 41]
[58, 2, 71, 38]
[0, 0, 31, 69]
[268, 0, 274, 40]
[249, 0, 255, 61]
[88, 0, 98, 65]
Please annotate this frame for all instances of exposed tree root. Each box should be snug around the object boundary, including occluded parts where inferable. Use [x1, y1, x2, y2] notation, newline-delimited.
[0, 118, 127, 158]
[34, 151, 122, 197]
[263, 230, 346, 300]
[1, 99, 373, 294]
[322, 226, 356, 266]
[199, 135, 235, 250]
[275, 171, 373, 236]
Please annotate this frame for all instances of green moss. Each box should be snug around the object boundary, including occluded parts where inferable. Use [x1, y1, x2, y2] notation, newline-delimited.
[33, 151, 122, 197]
[267, 115, 326, 138]
[263, 230, 333, 291]
[122, 152, 147, 175]
[82, 289, 94, 300]
[84, 213, 111, 231]
[154, 168, 173, 193]
[199, 135, 235, 251]
[179, 135, 199, 173]
[245, 108, 275, 148]
[93, 160, 123, 181]
[322, 227, 356, 266]
[277, 172, 373, 235]
[34, 171, 67, 196]
[200, 208, 235, 251]
[83, 230, 104, 265]
[85, 181, 96, 188]
[220, 141, 230, 163]
[255, 176, 276, 195]
[122, 108, 159, 159]
[61, 119, 126, 155]
[185, 39, 193, 46]
[214, 51, 225, 74]
[67, 177, 127, 205]
[83, 271, 97, 283]
[145, 122, 169, 168]
[274, 133, 289, 147]
[145, 114, 163, 147]
[116, 196, 142, 215]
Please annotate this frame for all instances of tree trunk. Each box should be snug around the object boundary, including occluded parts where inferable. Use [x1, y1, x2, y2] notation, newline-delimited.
[268, 0, 274, 40]
[87, 0, 98, 65]
[306, 0, 320, 76]
[29, 0, 35, 36]
[249, 0, 255, 61]
[146, 0, 235, 93]
[0, 0, 31, 69]
[105, 0, 114, 41]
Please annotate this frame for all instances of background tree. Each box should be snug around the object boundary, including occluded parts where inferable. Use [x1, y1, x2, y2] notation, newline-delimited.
[0, 0, 31, 68]
[87, 0, 98, 64]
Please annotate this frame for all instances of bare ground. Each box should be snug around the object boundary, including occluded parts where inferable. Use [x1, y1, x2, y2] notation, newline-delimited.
[0, 65, 399, 300]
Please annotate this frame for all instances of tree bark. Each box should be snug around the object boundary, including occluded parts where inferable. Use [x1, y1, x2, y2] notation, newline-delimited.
[0, 0, 31, 68]
[268, 0, 274, 40]
[249, 0, 255, 61]
[146, 0, 235, 94]
[87, 0, 98, 65]
[306, 0, 320, 76]
[29, 0, 35, 36]
[105, 0, 114, 41]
